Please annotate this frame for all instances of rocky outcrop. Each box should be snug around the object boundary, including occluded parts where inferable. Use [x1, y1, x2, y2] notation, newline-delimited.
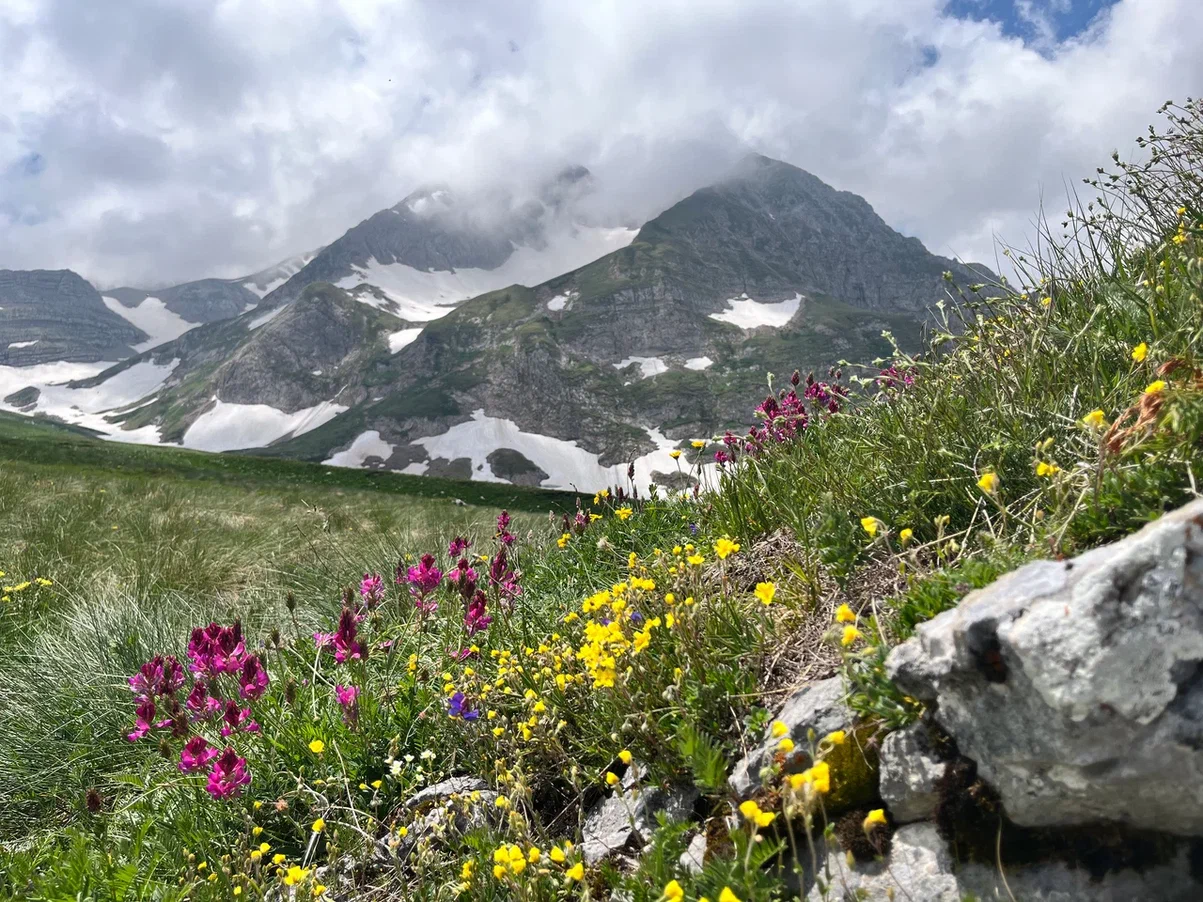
[107, 278, 260, 324]
[581, 763, 699, 865]
[0, 269, 147, 365]
[887, 499, 1203, 835]
[877, 722, 943, 824]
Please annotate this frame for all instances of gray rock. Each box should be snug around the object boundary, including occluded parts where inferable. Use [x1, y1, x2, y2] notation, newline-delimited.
[878, 723, 944, 824]
[679, 831, 708, 874]
[729, 677, 852, 799]
[375, 775, 498, 864]
[401, 775, 490, 811]
[581, 778, 699, 865]
[887, 499, 1203, 835]
[805, 823, 1202, 901]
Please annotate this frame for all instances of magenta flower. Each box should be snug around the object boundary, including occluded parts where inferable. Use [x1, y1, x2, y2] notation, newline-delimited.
[335, 684, 360, 727]
[446, 558, 478, 599]
[447, 647, 474, 661]
[238, 655, 270, 701]
[127, 697, 156, 742]
[206, 747, 251, 799]
[128, 654, 185, 699]
[360, 572, 385, 608]
[179, 735, 219, 773]
[464, 590, 492, 636]
[186, 679, 222, 721]
[448, 536, 472, 557]
[405, 554, 443, 597]
[220, 699, 260, 737]
[332, 607, 362, 663]
[187, 622, 247, 676]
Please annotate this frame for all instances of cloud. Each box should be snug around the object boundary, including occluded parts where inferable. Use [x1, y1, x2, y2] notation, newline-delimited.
[0, 0, 1200, 288]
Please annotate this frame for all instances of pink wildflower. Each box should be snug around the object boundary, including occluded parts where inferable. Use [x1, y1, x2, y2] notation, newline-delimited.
[360, 572, 385, 608]
[464, 590, 493, 636]
[238, 655, 270, 701]
[448, 536, 472, 557]
[127, 697, 156, 742]
[335, 684, 360, 727]
[185, 679, 222, 721]
[128, 655, 185, 699]
[332, 607, 362, 662]
[446, 558, 478, 598]
[220, 699, 260, 737]
[205, 747, 250, 799]
[179, 735, 219, 773]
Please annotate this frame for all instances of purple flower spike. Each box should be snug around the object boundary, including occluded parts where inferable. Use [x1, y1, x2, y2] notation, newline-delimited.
[179, 735, 219, 773]
[206, 747, 251, 799]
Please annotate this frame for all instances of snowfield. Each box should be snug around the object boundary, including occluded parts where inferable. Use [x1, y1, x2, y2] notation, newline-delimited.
[322, 430, 395, 468]
[387, 328, 423, 353]
[0, 359, 178, 443]
[685, 356, 714, 370]
[102, 295, 198, 351]
[337, 226, 637, 322]
[397, 408, 715, 492]
[709, 292, 802, 329]
[181, 399, 347, 452]
[613, 356, 669, 379]
[247, 306, 287, 330]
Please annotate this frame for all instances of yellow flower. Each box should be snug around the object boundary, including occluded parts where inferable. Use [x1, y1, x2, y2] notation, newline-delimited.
[605, 771, 620, 786]
[770, 720, 789, 738]
[777, 737, 795, 753]
[618, 749, 632, 765]
[738, 800, 778, 828]
[493, 864, 508, 879]
[860, 516, 879, 537]
[615, 506, 634, 521]
[687, 554, 704, 566]
[312, 817, 326, 833]
[714, 537, 740, 559]
[283, 866, 309, 886]
[841, 625, 862, 647]
[789, 760, 831, 794]
[313, 886, 328, 898]
[259, 842, 271, 854]
[899, 527, 914, 546]
[1035, 461, 1061, 478]
[691, 440, 706, 448]
[528, 847, 542, 863]
[835, 603, 856, 623]
[1144, 380, 1167, 394]
[669, 449, 682, 459]
[1082, 408, 1107, 429]
[308, 739, 325, 754]
[663, 879, 685, 901]
[234, 889, 243, 897]
[719, 888, 742, 902]
[824, 730, 846, 746]
[754, 581, 776, 605]
[557, 533, 571, 549]
[272, 854, 286, 865]
[1132, 341, 1148, 362]
[1040, 295, 1052, 306]
[566, 862, 585, 881]
[863, 808, 888, 831]
[977, 471, 999, 494]
[549, 846, 566, 863]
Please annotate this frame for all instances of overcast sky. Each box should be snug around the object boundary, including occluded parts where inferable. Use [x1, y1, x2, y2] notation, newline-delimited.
[2, 0, 1201, 288]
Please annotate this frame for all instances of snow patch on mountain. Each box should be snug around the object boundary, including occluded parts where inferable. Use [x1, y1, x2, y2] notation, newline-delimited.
[337, 225, 637, 322]
[614, 356, 669, 379]
[408, 409, 715, 492]
[102, 295, 198, 351]
[684, 356, 714, 370]
[387, 328, 423, 353]
[710, 292, 803, 329]
[247, 306, 287, 330]
[181, 399, 346, 452]
[322, 430, 395, 468]
[0, 359, 177, 443]
[8, 340, 39, 349]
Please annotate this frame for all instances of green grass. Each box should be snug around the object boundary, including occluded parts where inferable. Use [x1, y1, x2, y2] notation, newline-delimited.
[2, 99, 1202, 902]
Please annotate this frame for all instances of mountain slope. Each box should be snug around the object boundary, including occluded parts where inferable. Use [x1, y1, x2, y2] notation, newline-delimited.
[0, 269, 149, 365]
[263, 156, 994, 489]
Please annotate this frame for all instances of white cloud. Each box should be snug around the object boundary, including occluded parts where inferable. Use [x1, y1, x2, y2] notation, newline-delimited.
[1, 0, 1200, 287]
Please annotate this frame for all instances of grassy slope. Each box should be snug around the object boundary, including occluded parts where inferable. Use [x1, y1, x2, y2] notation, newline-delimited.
[2, 101, 1201, 902]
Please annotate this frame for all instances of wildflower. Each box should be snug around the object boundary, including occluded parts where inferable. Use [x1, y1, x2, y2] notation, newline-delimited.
[663, 880, 685, 901]
[1035, 461, 1061, 478]
[841, 625, 862, 647]
[714, 537, 740, 559]
[312, 817, 326, 833]
[464, 590, 493, 636]
[359, 572, 385, 607]
[719, 888, 742, 902]
[309, 739, 326, 754]
[687, 554, 704, 566]
[446, 558, 479, 598]
[528, 847, 542, 863]
[1040, 295, 1052, 306]
[825, 730, 846, 746]
[778, 737, 795, 753]
[899, 527, 914, 547]
[1145, 380, 1167, 394]
[335, 685, 360, 727]
[448, 691, 480, 721]
[605, 772, 620, 786]
[282, 865, 310, 886]
[739, 799, 777, 827]
[404, 553, 444, 598]
[615, 506, 633, 521]
[977, 471, 999, 494]
[238, 655, 270, 701]
[835, 603, 856, 623]
[860, 517, 880, 537]
[220, 699, 260, 737]
[754, 581, 776, 605]
[313, 886, 328, 898]
[325, 607, 363, 662]
[128, 654, 186, 699]
[789, 760, 831, 794]
[126, 697, 156, 742]
[1132, 342, 1149, 363]
[863, 808, 888, 832]
[205, 747, 251, 800]
[1082, 408, 1108, 429]
[566, 862, 585, 881]
[179, 735, 219, 773]
[669, 449, 682, 459]
[448, 536, 473, 557]
[549, 846, 566, 863]
[557, 533, 571, 548]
